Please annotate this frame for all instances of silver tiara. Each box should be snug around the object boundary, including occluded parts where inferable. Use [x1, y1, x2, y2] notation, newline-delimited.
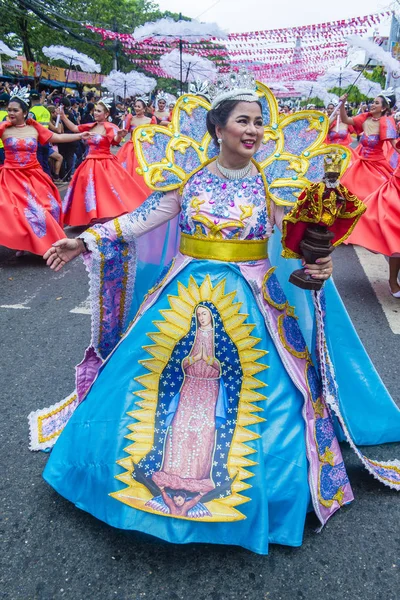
[136, 95, 149, 105]
[156, 91, 168, 103]
[380, 87, 395, 106]
[208, 69, 258, 109]
[98, 96, 113, 111]
[10, 86, 30, 106]
[188, 79, 211, 101]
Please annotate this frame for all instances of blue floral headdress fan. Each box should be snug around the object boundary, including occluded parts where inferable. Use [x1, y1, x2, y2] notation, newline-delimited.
[133, 71, 350, 209]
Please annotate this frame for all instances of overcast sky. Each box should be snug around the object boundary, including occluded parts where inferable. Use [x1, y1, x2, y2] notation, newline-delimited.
[156, 0, 393, 34]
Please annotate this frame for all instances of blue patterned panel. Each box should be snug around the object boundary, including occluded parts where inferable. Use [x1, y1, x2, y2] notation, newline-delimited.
[269, 185, 302, 206]
[173, 145, 201, 175]
[320, 462, 349, 501]
[140, 133, 170, 165]
[258, 95, 271, 126]
[263, 159, 297, 184]
[315, 417, 336, 452]
[254, 139, 277, 163]
[153, 170, 182, 188]
[179, 106, 208, 143]
[305, 154, 325, 182]
[306, 363, 321, 404]
[279, 313, 307, 357]
[283, 119, 321, 155]
[263, 270, 287, 310]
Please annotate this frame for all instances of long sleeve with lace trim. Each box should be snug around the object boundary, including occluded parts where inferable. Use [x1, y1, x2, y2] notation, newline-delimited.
[77, 190, 181, 368]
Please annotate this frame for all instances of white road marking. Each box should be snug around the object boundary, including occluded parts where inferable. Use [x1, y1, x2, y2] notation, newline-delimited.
[354, 246, 400, 335]
[0, 304, 31, 310]
[70, 297, 91, 315]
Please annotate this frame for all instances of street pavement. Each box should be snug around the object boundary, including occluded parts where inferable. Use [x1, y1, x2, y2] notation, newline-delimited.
[1, 228, 399, 600]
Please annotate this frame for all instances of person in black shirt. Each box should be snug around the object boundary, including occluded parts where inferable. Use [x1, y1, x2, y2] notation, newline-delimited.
[58, 98, 79, 181]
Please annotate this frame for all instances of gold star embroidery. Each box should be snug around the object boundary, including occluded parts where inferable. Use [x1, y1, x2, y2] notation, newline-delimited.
[334, 487, 345, 506]
[321, 447, 335, 466]
[307, 117, 323, 132]
[314, 397, 325, 418]
[239, 204, 254, 222]
[191, 196, 205, 214]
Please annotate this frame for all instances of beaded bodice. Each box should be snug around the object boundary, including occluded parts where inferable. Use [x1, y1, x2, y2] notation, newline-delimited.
[357, 132, 383, 160]
[179, 168, 271, 241]
[3, 136, 38, 168]
[86, 133, 111, 156]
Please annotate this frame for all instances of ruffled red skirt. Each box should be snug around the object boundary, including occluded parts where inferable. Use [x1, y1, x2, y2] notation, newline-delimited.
[341, 156, 393, 200]
[116, 141, 153, 198]
[0, 163, 64, 255]
[346, 168, 400, 256]
[63, 154, 148, 226]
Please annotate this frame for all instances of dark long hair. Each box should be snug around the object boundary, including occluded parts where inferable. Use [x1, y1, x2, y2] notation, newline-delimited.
[8, 97, 29, 117]
[378, 94, 396, 116]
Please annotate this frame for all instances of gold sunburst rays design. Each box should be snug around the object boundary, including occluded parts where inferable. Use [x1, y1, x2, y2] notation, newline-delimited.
[110, 275, 268, 522]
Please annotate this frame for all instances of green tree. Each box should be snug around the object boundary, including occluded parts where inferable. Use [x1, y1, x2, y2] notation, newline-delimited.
[0, 0, 188, 74]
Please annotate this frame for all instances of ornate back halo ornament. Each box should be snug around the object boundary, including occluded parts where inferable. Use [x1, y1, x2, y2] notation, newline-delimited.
[208, 69, 259, 109]
[132, 76, 351, 210]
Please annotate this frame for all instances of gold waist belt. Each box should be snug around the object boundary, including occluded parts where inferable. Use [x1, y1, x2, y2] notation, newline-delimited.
[180, 234, 269, 262]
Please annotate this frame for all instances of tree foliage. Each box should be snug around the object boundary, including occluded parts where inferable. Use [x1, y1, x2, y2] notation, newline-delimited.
[0, 0, 188, 77]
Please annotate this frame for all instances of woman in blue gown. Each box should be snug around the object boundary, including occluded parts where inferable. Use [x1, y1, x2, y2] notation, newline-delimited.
[29, 80, 400, 556]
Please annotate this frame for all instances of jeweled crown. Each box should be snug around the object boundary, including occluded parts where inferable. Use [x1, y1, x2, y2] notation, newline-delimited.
[188, 79, 211, 101]
[98, 96, 113, 111]
[136, 95, 149, 106]
[10, 86, 30, 106]
[324, 154, 343, 173]
[156, 91, 168, 103]
[208, 69, 258, 109]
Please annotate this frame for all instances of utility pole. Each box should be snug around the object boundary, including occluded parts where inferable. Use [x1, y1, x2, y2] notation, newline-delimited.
[386, 12, 400, 88]
[113, 18, 119, 71]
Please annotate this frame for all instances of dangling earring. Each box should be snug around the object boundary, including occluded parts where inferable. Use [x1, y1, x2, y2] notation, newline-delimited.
[217, 138, 222, 145]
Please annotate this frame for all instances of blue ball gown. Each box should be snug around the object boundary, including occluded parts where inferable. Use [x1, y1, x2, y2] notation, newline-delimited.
[29, 167, 400, 556]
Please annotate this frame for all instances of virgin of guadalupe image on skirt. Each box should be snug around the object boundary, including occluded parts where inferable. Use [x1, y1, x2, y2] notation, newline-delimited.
[113, 300, 253, 521]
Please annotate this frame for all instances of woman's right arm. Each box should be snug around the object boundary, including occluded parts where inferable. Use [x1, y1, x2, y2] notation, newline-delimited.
[57, 107, 79, 133]
[44, 190, 182, 270]
[339, 94, 354, 126]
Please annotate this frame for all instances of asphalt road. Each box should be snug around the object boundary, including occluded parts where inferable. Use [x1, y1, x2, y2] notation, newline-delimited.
[1, 235, 399, 600]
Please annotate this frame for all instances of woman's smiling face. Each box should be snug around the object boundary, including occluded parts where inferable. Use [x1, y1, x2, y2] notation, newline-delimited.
[216, 102, 264, 160]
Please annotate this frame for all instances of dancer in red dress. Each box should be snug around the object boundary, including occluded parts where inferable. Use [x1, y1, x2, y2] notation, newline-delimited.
[59, 100, 148, 226]
[117, 99, 156, 197]
[339, 93, 396, 199]
[347, 155, 400, 297]
[325, 102, 357, 163]
[154, 92, 171, 125]
[0, 96, 88, 255]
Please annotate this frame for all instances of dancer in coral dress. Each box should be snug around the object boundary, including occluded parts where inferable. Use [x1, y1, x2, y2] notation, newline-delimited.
[116, 98, 156, 197]
[339, 93, 396, 199]
[0, 95, 89, 255]
[347, 156, 400, 297]
[325, 102, 357, 163]
[59, 100, 148, 226]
